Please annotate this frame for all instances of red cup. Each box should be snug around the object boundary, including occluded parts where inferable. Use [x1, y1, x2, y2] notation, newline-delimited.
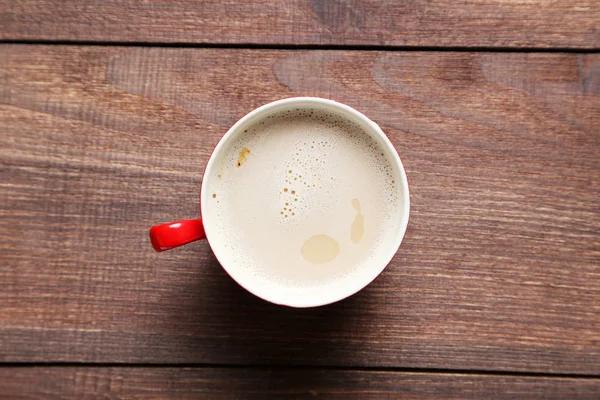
[150, 97, 410, 307]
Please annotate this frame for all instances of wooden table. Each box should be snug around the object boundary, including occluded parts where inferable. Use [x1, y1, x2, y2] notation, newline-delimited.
[1, 1, 599, 398]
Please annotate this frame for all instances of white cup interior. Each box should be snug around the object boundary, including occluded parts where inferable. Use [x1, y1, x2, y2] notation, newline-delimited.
[200, 97, 410, 307]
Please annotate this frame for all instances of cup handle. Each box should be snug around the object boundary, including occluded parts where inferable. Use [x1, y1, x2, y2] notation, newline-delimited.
[149, 219, 206, 252]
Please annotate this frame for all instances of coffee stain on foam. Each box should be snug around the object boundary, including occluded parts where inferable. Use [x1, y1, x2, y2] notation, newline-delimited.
[301, 234, 340, 264]
[237, 147, 251, 167]
[351, 198, 364, 243]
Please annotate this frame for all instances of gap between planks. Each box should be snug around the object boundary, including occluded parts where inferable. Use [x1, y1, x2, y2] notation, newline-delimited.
[0, 39, 599, 53]
[0, 362, 598, 380]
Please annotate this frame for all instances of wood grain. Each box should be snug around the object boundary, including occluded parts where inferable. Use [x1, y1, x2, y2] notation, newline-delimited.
[1, 45, 599, 373]
[1, 0, 599, 48]
[1, 367, 599, 400]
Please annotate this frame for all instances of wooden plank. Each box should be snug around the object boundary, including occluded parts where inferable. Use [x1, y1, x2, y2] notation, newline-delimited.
[1, 1, 599, 48]
[1, 367, 599, 399]
[1, 45, 599, 373]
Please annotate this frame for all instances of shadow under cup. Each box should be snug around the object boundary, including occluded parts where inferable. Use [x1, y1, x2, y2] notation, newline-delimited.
[199, 97, 410, 308]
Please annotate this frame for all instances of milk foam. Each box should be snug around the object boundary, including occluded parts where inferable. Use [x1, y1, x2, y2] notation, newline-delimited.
[206, 108, 401, 291]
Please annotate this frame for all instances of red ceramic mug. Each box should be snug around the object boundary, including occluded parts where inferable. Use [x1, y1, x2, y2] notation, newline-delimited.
[150, 97, 410, 307]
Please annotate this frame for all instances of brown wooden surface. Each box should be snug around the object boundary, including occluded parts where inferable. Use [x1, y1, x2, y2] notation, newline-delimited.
[2, 0, 600, 49]
[2, 45, 599, 374]
[1, 367, 599, 400]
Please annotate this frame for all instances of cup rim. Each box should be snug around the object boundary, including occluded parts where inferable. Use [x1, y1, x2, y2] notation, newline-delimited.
[200, 97, 410, 307]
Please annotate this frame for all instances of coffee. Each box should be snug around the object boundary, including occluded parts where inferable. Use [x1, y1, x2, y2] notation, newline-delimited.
[205, 108, 402, 293]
